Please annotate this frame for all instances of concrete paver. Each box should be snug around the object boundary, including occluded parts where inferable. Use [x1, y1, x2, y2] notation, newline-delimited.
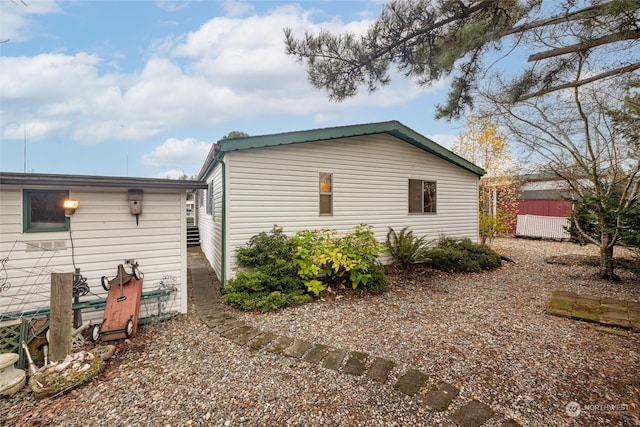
[247, 332, 278, 350]
[367, 357, 394, 383]
[393, 369, 427, 396]
[302, 343, 330, 364]
[230, 325, 262, 346]
[268, 336, 294, 355]
[283, 339, 313, 359]
[450, 400, 494, 427]
[342, 351, 368, 376]
[424, 382, 459, 411]
[322, 348, 347, 371]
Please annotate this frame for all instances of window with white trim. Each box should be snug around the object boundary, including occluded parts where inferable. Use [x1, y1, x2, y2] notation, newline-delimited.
[319, 173, 332, 215]
[206, 181, 214, 218]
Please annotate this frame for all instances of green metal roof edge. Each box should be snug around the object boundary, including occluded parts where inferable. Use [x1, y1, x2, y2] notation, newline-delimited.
[218, 120, 485, 176]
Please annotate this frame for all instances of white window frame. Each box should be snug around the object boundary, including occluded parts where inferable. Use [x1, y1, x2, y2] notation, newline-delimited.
[319, 172, 333, 215]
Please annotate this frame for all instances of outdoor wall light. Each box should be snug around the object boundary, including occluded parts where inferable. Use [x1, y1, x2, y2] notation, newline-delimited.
[63, 199, 79, 217]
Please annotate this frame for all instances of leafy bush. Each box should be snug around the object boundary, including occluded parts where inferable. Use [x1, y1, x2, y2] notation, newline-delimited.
[385, 226, 432, 269]
[425, 237, 501, 273]
[236, 225, 294, 269]
[223, 226, 309, 312]
[290, 224, 388, 294]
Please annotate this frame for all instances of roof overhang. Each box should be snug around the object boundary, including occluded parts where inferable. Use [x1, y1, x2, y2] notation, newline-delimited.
[0, 172, 208, 190]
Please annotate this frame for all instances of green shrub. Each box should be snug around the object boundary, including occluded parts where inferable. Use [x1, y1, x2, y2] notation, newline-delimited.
[223, 290, 258, 311]
[236, 225, 294, 269]
[385, 226, 432, 269]
[223, 226, 308, 311]
[358, 264, 389, 293]
[290, 224, 388, 295]
[425, 237, 501, 273]
[255, 291, 310, 312]
[223, 270, 311, 312]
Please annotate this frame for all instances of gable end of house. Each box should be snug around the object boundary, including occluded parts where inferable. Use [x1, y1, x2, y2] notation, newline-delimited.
[209, 121, 485, 177]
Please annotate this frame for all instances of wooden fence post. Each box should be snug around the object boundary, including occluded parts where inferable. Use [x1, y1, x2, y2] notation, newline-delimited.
[49, 272, 73, 363]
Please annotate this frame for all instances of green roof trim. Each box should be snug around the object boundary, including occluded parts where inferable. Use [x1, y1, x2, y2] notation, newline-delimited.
[218, 120, 485, 176]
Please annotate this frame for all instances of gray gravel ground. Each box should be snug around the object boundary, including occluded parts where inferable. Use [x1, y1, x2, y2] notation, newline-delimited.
[1, 237, 639, 426]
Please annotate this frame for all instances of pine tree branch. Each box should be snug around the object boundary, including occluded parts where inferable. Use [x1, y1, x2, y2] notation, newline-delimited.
[528, 30, 640, 62]
[499, 3, 610, 37]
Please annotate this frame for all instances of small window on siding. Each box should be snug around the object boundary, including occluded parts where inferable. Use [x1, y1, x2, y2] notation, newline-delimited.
[206, 181, 214, 217]
[319, 173, 332, 215]
[23, 189, 70, 232]
[408, 179, 437, 213]
[199, 188, 205, 207]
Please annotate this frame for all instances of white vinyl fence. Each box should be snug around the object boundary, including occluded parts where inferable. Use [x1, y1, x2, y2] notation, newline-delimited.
[516, 214, 570, 240]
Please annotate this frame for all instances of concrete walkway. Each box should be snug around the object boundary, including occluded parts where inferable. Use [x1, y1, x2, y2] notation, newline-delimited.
[546, 290, 640, 333]
[187, 248, 519, 427]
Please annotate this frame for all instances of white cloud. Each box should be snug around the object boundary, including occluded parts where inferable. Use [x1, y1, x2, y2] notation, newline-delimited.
[156, 1, 190, 13]
[157, 169, 192, 179]
[222, 0, 254, 17]
[0, 3, 446, 147]
[141, 137, 212, 168]
[427, 133, 458, 150]
[3, 118, 70, 141]
[0, 0, 61, 42]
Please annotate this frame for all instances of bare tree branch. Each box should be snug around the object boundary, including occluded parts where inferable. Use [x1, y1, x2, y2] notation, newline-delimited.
[517, 62, 640, 101]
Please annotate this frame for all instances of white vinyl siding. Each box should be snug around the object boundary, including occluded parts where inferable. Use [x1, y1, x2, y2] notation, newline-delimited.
[0, 187, 188, 320]
[220, 134, 479, 279]
[198, 165, 224, 282]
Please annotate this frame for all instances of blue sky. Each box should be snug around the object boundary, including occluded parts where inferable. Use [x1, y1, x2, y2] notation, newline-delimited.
[1, 0, 492, 179]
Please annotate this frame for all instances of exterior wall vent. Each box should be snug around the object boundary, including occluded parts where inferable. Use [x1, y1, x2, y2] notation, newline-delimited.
[24, 240, 67, 252]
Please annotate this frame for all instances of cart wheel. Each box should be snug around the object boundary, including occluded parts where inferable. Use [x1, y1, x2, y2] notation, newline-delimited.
[131, 263, 143, 280]
[88, 324, 101, 342]
[124, 319, 134, 338]
[101, 276, 110, 292]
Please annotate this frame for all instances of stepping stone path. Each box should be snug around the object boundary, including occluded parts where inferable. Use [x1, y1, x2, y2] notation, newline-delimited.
[187, 248, 521, 426]
[546, 290, 640, 332]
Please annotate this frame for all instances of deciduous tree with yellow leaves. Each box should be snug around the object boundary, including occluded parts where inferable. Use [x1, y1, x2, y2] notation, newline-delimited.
[451, 117, 519, 245]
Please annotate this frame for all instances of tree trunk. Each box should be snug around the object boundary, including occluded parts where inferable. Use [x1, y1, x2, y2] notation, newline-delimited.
[598, 233, 618, 280]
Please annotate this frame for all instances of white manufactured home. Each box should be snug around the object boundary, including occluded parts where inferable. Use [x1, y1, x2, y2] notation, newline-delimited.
[196, 121, 485, 285]
[0, 173, 207, 322]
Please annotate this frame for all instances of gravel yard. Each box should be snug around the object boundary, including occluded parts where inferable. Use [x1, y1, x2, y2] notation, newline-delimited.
[1, 237, 639, 426]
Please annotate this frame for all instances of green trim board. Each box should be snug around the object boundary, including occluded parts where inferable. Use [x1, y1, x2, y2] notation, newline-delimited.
[217, 121, 485, 177]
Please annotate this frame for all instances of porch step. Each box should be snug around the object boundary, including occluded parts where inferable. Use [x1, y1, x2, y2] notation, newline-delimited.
[187, 225, 200, 247]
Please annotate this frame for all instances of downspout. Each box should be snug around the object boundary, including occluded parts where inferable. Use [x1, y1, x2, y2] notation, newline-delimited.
[201, 156, 226, 292]
[219, 159, 226, 292]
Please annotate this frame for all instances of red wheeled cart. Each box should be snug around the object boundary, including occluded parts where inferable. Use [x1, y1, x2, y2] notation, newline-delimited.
[89, 263, 143, 342]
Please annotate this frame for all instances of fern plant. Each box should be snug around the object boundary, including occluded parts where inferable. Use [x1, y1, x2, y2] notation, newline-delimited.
[385, 226, 432, 269]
